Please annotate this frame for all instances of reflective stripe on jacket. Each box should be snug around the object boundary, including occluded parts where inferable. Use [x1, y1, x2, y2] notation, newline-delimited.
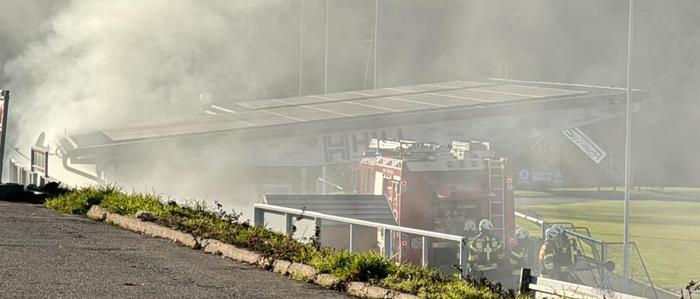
[468, 233, 503, 270]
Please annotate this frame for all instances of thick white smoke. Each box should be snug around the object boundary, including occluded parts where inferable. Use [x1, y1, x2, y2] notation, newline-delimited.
[3, 0, 299, 149]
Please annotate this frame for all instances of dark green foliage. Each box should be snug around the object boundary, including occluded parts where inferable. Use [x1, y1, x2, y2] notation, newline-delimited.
[311, 249, 393, 281]
[100, 192, 167, 217]
[45, 185, 119, 214]
[341, 251, 395, 282]
[310, 248, 353, 275]
[380, 264, 443, 295]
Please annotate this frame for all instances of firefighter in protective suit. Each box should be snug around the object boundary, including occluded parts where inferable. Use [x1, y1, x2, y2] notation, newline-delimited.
[539, 225, 576, 281]
[468, 219, 504, 281]
[510, 227, 533, 273]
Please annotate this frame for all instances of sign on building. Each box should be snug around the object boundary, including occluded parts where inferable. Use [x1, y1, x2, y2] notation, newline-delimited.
[562, 127, 607, 164]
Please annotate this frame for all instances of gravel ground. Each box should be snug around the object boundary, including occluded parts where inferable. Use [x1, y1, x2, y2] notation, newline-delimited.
[0, 201, 350, 298]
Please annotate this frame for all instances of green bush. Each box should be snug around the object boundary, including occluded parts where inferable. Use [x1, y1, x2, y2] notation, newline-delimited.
[343, 251, 395, 282]
[428, 275, 504, 299]
[45, 185, 119, 214]
[310, 248, 354, 275]
[380, 264, 443, 295]
[100, 192, 166, 216]
[311, 250, 394, 282]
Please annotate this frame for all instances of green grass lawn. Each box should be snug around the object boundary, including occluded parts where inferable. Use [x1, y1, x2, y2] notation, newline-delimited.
[513, 190, 556, 198]
[516, 199, 700, 290]
[544, 186, 700, 198]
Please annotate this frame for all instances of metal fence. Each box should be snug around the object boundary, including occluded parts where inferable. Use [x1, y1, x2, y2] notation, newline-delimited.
[518, 268, 646, 299]
[604, 242, 661, 299]
[514, 211, 661, 299]
[253, 203, 469, 273]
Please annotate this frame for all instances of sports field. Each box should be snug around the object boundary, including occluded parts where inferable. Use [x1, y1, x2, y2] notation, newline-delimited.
[516, 195, 700, 290]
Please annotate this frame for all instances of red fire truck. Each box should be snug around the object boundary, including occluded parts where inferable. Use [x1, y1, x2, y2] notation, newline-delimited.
[357, 139, 515, 267]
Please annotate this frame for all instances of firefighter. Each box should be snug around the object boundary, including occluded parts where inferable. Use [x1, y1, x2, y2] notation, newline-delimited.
[510, 227, 533, 270]
[463, 218, 477, 236]
[507, 227, 537, 286]
[539, 225, 576, 281]
[468, 219, 504, 281]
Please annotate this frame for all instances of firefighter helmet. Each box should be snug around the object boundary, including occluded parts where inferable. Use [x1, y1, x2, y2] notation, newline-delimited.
[515, 227, 529, 240]
[478, 219, 493, 232]
[545, 227, 559, 241]
[552, 224, 564, 235]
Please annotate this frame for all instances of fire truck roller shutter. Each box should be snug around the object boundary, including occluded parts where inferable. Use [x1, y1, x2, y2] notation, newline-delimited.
[373, 171, 384, 195]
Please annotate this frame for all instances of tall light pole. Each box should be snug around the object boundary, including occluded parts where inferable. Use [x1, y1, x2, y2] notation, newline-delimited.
[0, 90, 9, 184]
[323, 0, 330, 93]
[298, 0, 305, 96]
[373, 0, 379, 89]
[622, 0, 634, 287]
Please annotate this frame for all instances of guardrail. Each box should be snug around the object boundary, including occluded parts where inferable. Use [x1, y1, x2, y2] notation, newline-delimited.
[253, 203, 469, 273]
[518, 268, 646, 299]
[515, 211, 661, 299]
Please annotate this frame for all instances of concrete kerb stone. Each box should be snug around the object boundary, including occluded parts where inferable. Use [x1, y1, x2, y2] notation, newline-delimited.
[287, 262, 317, 282]
[257, 256, 274, 270]
[102, 209, 199, 248]
[142, 222, 199, 249]
[105, 212, 145, 232]
[365, 285, 392, 299]
[202, 239, 261, 265]
[198, 238, 214, 248]
[86, 205, 107, 221]
[347, 282, 402, 299]
[347, 282, 369, 297]
[272, 260, 292, 275]
[314, 273, 342, 289]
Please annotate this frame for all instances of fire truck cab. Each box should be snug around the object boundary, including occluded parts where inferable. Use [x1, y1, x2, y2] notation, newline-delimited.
[358, 139, 515, 268]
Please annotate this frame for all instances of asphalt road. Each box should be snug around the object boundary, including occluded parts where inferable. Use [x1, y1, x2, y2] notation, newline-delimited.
[0, 201, 350, 298]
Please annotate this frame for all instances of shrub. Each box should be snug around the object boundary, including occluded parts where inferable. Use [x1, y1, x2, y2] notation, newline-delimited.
[380, 264, 443, 295]
[45, 185, 119, 214]
[310, 248, 353, 275]
[342, 251, 395, 282]
[100, 192, 166, 216]
[311, 250, 394, 282]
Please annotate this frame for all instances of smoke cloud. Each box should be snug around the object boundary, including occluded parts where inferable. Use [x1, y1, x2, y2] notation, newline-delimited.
[2, 0, 304, 149]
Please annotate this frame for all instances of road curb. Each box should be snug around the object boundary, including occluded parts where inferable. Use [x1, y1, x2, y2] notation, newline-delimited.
[347, 282, 369, 297]
[314, 273, 342, 289]
[272, 260, 292, 275]
[287, 262, 317, 282]
[95, 206, 199, 248]
[347, 282, 407, 299]
[86, 205, 107, 221]
[202, 238, 261, 265]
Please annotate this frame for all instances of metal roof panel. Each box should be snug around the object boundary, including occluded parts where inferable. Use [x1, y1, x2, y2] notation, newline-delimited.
[263, 194, 396, 225]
